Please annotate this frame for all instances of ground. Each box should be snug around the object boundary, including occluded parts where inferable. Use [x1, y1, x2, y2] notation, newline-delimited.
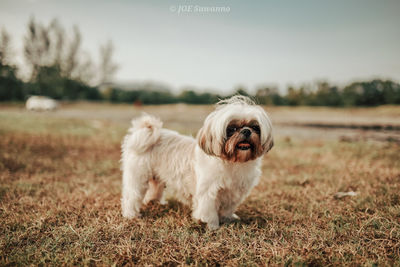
[0, 103, 399, 266]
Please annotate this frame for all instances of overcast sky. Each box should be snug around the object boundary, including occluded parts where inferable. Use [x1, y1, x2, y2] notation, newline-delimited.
[1, 0, 399, 93]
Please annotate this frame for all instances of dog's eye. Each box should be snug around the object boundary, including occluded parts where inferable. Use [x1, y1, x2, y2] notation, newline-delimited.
[226, 127, 237, 137]
[251, 125, 260, 133]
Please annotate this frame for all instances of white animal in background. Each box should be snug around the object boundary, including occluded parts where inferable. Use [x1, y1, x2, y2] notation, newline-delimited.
[26, 96, 58, 111]
[121, 95, 274, 230]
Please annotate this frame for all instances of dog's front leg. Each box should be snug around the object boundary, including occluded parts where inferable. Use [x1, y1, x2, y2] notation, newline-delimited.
[193, 195, 219, 230]
[192, 182, 220, 230]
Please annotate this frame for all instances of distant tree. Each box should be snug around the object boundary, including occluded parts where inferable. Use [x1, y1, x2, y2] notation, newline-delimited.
[33, 65, 64, 98]
[77, 51, 96, 85]
[0, 63, 23, 101]
[24, 18, 45, 80]
[179, 90, 198, 104]
[178, 89, 219, 104]
[286, 86, 308, 106]
[47, 19, 64, 67]
[0, 28, 23, 101]
[361, 80, 384, 106]
[381, 80, 400, 104]
[342, 80, 386, 106]
[108, 88, 119, 103]
[0, 27, 12, 65]
[313, 82, 342, 106]
[116, 89, 140, 103]
[255, 86, 285, 105]
[63, 25, 81, 80]
[98, 40, 118, 84]
[197, 92, 219, 104]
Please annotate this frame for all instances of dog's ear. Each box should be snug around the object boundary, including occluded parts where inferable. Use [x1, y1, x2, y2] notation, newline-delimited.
[197, 125, 217, 156]
[197, 116, 222, 157]
[264, 138, 274, 153]
[255, 106, 274, 154]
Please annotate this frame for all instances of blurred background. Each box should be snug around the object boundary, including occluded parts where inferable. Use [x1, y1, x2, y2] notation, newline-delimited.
[1, 0, 400, 105]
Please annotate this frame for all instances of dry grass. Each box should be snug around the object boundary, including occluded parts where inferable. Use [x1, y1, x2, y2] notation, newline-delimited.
[0, 105, 399, 266]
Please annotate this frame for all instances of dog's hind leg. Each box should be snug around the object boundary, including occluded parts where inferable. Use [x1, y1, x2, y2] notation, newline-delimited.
[143, 178, 165, 205]
[121, 158, 150, 219]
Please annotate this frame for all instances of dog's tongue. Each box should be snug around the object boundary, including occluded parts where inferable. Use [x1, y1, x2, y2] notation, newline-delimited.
[238, 142, 251, 148]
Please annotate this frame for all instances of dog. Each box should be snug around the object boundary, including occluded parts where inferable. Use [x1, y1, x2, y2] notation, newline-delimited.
[121, 95, 273, 230]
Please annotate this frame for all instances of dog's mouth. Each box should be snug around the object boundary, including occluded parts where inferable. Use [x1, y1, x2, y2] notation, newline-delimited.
[236, 141, 252, 151]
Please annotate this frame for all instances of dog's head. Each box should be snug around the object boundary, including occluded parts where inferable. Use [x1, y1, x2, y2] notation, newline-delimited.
[197, 95, 273, 162]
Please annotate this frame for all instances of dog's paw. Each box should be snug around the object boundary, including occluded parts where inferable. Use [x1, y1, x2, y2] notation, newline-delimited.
[159, 198, 168, 205]
[122, 210, 141, 219]
[193, 211, 219, 230]
[221, 213, 240, 223]
[207, 222, 220, 231]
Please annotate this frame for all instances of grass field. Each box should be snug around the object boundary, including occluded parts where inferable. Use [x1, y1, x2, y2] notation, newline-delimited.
[1, 103, 399, 265]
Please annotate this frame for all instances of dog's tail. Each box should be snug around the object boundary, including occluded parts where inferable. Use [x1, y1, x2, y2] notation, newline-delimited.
[122, 114, 163, 154]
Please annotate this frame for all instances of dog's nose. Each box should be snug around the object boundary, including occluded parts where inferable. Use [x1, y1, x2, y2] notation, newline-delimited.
[241, 128, 251, 138]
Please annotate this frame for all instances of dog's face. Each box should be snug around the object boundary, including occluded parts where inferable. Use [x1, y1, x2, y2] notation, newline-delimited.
[222, 119, 264, 162]
[197, 96, 273, 163]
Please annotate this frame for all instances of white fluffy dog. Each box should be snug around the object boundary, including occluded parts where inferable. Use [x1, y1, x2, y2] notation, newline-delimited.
[121, 96, 273, 230]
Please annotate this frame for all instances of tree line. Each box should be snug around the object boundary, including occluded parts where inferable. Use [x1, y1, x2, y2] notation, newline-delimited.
[1, 18, 399, 106]
[100, 80, 400, 106]
[253, 80, 400, 106]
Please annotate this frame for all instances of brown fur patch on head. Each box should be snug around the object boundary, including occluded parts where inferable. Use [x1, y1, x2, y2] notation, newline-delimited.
[222, 119, 264, 163]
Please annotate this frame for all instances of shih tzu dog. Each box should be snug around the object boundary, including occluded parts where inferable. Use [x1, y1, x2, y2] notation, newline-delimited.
[121, 95, 273, 230]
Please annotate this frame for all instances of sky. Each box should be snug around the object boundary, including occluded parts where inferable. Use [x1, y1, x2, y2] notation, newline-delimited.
[1, 0, 399, 93]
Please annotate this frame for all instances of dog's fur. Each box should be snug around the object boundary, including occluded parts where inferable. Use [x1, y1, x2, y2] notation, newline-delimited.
[121, 96, 273, 230]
